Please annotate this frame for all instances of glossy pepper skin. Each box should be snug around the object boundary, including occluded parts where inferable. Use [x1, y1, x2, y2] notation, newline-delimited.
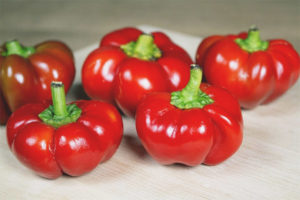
[196, 28, 300, 109]
[0, 40, 75, 124]
[6, 82, 123, 179]
[136, 65, 243, 166]
[82, 27, 193, 117]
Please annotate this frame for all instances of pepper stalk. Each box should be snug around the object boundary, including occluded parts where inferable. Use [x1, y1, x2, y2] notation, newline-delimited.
[171, 64, 214, 109]
[1, 40, 35, 58]
[235, 26, 269, 53]
[120, 34, 162, 61]
[39, 82, 81, 128]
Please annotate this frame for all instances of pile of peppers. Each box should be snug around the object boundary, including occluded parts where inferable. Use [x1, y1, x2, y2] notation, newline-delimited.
[1, 26, 299, 179]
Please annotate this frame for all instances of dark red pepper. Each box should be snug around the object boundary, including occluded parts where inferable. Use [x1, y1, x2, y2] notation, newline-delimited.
[6, 82, 123, 179]
[82, 27, 193, 117]
[196, 28, 300, 109]
[0, 40, 75, 124]
[135, 64, 243, 166]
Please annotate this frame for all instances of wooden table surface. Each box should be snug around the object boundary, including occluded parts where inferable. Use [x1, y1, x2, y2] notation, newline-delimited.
[0, 1, 300, 200]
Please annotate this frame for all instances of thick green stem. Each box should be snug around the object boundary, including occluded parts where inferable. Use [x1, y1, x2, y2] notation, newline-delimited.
[51, 82, 68, 117]
[120, 34, 161, 60]
[171, 64, 214, 109]
[39, 82, 81, 128]
[235, 27, 269, 53]
[1, 40, 35, 58]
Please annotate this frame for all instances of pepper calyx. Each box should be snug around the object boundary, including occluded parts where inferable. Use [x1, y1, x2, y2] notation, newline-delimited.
[120, 34, 162, 61]
[2, 40, 35, 58]
[38, 82, 81, 128]
[235, 26, 269, 53]
[170, 64, 214, 109]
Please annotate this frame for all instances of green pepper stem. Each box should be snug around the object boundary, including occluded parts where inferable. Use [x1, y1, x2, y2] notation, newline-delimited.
[2, 40, 35, 58]
[181, 64, 203, 99]
[51, 82, 68, 117]
[235, 27, 269, 53]
[39, 82, 82, 128]
[120, 34, 161, 60]
[170, 64, 214, 109]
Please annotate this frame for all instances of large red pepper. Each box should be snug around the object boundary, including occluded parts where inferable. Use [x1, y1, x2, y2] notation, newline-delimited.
[196, 28, 300, 109]
[82, 27, 193, 117]
[6, 82, 123, 179]
[135, 64, 243, 166]
[0, 40, 75, 124]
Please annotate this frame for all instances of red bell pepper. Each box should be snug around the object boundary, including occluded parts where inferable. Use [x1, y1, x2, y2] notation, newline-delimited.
[0, 40, 75, 124]
[135, 64, 243, 166]
[6, 82, 123, 179]
[82, 27, 193, 117]
[196, 27, 300, 109]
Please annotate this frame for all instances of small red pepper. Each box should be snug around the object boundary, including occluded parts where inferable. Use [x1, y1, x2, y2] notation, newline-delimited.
[195, 27, 300, 109]
[82, 27, 193, 117]
[0, 40, 75, 124]
[6, 82, 123, 179]
[135, 64, 243, 166]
